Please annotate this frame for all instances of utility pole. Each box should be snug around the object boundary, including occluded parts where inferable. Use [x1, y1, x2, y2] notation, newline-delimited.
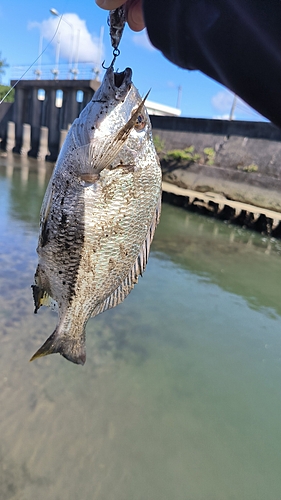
[229, 95, 237, 120]
[176, 85, 182, 109]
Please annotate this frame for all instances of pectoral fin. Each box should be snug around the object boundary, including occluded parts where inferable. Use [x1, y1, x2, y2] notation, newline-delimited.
[79, 91, 150, 175]
[79, 173, 100, 185]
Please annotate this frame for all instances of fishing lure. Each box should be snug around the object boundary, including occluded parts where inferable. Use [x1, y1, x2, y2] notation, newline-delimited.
[108, 5, 126, 66]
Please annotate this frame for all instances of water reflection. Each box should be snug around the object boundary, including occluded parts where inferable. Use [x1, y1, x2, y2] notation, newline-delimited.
[0, 153, 53, 229]
[0, 155, 281, 500]
[153, 205, 281, 317]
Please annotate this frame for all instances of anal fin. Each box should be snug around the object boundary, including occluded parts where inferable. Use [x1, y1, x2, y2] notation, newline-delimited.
[31, 285, 57, 313]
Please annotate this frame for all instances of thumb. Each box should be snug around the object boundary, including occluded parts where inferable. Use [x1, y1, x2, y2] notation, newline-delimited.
[95, 0, 125, 10]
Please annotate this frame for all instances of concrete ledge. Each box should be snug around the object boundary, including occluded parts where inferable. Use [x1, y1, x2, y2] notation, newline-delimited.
[162, 180, 281, 236]
[162, 181, 281, 222]
[162, 163, 281, 213]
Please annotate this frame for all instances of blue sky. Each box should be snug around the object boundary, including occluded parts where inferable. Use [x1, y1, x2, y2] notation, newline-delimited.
[0, 0, 267, 121]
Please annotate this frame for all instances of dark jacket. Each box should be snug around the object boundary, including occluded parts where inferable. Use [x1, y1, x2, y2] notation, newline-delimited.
[144, 0, 281, 127]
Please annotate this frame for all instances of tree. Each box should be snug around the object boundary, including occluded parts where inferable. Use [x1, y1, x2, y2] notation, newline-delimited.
[0, 52, 8, 83]
[0, 85, 14, 102]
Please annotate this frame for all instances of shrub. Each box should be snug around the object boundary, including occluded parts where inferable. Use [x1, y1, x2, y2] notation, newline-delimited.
[203, 147, 216, 165]
[166, 146, 201, 163]
[237, 163, 259, 173]
[153, 135, 165, 154]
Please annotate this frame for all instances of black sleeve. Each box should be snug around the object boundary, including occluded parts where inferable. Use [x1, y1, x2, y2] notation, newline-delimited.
[143, 0, 281, 128]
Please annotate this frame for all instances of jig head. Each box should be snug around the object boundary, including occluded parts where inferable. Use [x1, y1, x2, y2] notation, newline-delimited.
[106, 5, 126, 68]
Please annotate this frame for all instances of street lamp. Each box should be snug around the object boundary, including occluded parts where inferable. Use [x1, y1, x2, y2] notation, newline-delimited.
[50, 7, 59, 16]
[50, 8, 75, 79]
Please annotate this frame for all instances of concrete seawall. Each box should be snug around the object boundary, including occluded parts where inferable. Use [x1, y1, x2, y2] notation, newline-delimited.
[151, 116, 281, 213]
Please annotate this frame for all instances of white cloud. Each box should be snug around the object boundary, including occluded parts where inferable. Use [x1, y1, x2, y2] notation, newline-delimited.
[132, 30, 155, 51]
[167, 81, 177, 88]
[213, 113, 235, 120]
[211, 89, 266, 120]
[211, 90, 235, 113]
[29, 13, 104, 65]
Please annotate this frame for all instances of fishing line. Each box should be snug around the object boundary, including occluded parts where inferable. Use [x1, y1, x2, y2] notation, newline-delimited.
[0, 15, 64, 105]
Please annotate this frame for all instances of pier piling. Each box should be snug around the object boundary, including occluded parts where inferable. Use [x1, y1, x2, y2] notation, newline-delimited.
[6, 121, 15, 152]
[20, 123, 31, 156]
[37, 126, 50, 161]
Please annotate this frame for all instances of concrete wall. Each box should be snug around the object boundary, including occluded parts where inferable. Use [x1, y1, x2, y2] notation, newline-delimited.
[150, 115, 281, 140]
[0, 102, 13, 146]
[151, 116, 281, 174]
[151, 116, 281, 212]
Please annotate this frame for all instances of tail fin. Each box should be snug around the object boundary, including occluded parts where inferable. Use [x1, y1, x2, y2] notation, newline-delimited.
[30, 327, 86, 365]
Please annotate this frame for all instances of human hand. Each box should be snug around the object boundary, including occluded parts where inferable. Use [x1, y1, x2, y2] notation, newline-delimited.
[95, 0, 145, 32]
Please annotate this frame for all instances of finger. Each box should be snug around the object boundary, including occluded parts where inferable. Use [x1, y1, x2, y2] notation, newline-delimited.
[126, 0, 145, 31]
[95, 0, 125, 10]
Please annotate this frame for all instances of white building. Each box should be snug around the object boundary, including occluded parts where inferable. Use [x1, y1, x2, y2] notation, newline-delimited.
[146, 100, 181, 117]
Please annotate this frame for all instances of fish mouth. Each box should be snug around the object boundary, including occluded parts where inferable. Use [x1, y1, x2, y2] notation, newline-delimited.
[106, 66, 132, 99]
[114, 68, 132, 88]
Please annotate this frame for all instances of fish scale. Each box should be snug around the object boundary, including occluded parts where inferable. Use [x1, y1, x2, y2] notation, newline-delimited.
[31, 66, 162, 365]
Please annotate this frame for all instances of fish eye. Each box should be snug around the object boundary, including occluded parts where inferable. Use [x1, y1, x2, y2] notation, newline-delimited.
[134, 113, 146, 131]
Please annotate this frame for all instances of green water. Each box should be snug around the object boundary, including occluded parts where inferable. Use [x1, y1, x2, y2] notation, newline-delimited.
[0, 154, 281, 500]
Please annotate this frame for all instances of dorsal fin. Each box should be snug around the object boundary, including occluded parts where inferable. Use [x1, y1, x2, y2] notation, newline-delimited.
[91, 195, 161, 317]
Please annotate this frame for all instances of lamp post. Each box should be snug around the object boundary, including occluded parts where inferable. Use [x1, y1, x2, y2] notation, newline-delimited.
[50, 8, 75, 79]
[51, 30, 60, 79]
[34, 30, 43, 79]
[71, 28, 80, 80]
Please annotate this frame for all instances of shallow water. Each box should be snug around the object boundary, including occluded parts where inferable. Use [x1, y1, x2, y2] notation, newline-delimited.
[0, 154, 281, 500]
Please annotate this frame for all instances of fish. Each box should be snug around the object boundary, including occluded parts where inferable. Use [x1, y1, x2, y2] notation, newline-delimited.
[30, 66, 162, 365]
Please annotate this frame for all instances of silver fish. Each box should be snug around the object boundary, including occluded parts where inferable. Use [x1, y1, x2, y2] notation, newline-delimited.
[31, 66, 162, 365]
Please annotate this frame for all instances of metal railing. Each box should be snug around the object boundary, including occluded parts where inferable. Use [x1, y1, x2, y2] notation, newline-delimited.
[11, 62, 103, 82]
